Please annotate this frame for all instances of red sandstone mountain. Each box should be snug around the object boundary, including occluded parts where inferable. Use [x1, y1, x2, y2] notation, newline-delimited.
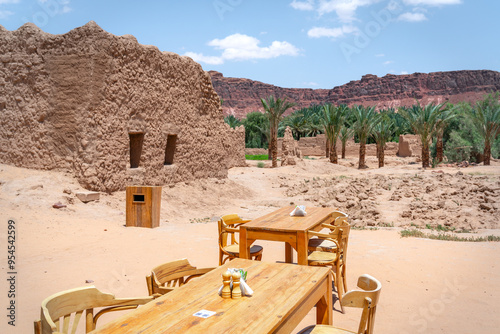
[209, 70, 500, 118]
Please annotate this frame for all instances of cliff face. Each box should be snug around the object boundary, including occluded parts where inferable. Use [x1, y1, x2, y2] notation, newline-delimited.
[209, 70, 500, 118]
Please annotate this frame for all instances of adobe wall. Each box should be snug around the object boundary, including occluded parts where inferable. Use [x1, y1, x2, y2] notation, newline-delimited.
[0, 22, 245, 192]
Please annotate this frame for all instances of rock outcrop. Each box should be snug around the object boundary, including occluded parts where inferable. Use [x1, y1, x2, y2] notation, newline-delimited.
[0, 22, 245, 192]
[209, 70, 500, 118]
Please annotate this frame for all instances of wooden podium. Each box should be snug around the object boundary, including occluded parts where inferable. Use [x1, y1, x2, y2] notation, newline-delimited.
[126, 186, 162, 228]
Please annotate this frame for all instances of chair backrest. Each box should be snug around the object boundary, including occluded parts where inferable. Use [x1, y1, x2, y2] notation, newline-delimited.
[341, 274, 382, 334]
[331, 211, 348, 225]
[146, 258, 201, 295]
[35, 286, 152, 334]
[219, 214, 249, 248]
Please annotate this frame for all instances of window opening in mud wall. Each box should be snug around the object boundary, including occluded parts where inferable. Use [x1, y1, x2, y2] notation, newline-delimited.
[129, 133, 144, 168]
[164, 134, 177, 165]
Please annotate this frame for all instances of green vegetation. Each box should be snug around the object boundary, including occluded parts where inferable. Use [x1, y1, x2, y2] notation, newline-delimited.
[189, 217, 211, 224]
[245, 154, 269, 160]
[260, 95, 296, 167]
[257, 162, 265, 168]
[224, 93, 500, 167]
[400, 229, 500, 242]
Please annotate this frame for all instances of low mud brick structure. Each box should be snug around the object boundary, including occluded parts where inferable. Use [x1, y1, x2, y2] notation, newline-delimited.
[0, 22, 245, 192]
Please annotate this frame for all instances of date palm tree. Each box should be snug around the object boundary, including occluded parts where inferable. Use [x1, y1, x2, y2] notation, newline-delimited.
[399, 102, 449, 168]
[224, 115, 241, 129]
[434, 106, 456, 163]
[371, 113, 394, 168]
[339, 125, 354, 159]
[352, 105, 380, 169]
[321, 104, 345, 163]
[466, 93, 500, 165]
[260, 95, 296, 168]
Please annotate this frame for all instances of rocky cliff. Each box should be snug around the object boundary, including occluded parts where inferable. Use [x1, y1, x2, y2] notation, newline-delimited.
[209, 70, 500, 118]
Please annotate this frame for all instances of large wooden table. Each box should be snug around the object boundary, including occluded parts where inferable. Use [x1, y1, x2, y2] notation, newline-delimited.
[90, 258, 332, 333]
[239, 206, 334, 265]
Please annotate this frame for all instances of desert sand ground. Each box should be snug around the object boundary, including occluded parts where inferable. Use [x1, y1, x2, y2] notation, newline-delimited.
[1, 155, 500, 334]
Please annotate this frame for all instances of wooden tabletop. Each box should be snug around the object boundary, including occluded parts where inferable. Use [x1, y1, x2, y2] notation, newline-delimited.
[244, 206, 334, 232]
[90, 259, 332, 334]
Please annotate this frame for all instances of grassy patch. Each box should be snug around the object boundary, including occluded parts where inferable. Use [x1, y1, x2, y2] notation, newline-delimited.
[189, 217, 211, 224]
[246, 154, 268, 160]
[400, 229, 500, 242]
[257, 162, 265, 168]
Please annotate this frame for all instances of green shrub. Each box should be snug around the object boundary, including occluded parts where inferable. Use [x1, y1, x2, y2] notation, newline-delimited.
[257, 162, 265, 168]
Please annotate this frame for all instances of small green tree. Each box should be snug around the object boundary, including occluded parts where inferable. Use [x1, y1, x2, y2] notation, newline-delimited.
[241, 111, 269, 148]
[339, 125, 354, 159]
[371, 113, 394, 168]
[352, 105, 380, 169]
[466, 93, 500, 165]
[321, 104, 346, 163]
[224, 115, 242, 129]
[399, 102, 449, 168]
[260, 95, 296, 168]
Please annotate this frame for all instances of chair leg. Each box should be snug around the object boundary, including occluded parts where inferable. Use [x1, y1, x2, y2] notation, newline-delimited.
[335, 264, 344, 313]
[253, 252, 263, 261]
[341, 263, 348, 293]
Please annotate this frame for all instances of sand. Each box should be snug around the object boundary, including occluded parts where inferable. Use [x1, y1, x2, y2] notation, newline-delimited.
[1, 156, 499, 333]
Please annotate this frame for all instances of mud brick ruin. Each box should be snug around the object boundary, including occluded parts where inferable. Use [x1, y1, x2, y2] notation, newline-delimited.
[0, 22, 245, 192]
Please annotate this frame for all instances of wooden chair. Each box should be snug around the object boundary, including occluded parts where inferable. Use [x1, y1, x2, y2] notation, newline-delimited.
[297, 274, 382, 334]
[33, 285, 154, 334]
[146, 258, 215, 296]
[218, 214, 263, 265]
[309, 215, 351, 290]
[307, 222, 351, 312]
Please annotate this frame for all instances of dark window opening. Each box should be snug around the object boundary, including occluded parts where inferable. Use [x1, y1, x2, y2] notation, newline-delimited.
[164, 134, 177, 165]
[133, 194, 145, 202]
[129, 133, 144, 168]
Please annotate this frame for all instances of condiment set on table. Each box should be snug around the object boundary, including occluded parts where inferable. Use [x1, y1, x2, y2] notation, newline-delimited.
[219, 268, 253, 299]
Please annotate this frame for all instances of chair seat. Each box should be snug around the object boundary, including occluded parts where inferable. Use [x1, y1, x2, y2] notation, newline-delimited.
[308, 238, 338, 251]
[224, 244, 263, 255]
[308, 251, 337, 263]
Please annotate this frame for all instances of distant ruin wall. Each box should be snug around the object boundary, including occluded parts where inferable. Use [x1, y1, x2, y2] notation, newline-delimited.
[0, 22, 245, 192]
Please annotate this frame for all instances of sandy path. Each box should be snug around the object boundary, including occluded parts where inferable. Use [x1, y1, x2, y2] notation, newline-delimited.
[0, 158, 499, 333]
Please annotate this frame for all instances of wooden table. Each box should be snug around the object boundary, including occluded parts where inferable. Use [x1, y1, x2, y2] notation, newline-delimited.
[90, 259, 332, 333]
[239, 206, 334, 265]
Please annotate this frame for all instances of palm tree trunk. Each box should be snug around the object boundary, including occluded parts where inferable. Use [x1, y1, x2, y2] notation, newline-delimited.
[436, 136, 444, 163]
[341, 142, 346, 159]
[378, 143, 385, 168]
[358, 140, 366, 169]
[330, 140, 338, 164]
[325, 140, 330, 158]
[268, 147, 272, 161]
[422, 144, 430, 168]
[271, 128, 278, 168]
[484, 139, 491, 165]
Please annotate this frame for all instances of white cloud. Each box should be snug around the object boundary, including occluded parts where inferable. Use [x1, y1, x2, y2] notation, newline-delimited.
[307, 25, 358, 38]
[183, 52, 224, 65]
[317, 0, 380, 22]
[383, 60, 394, 65]
[403, 0, 461, 6]
[0, 9, 13, 18]
[303, 81, 319, 86]
[375, 53, 385, 57]
[185, 33, 299, 65]
[398, 12, 427, 22]
[400, 70, 409, 74]
[290, 0, 315, 11]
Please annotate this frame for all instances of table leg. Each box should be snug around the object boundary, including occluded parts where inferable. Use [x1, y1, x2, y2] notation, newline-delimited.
[239, 227, 250, 259]
[316, 272, 333, 325]
[297, 231, 308, 266]
[285, 243, 293, 263]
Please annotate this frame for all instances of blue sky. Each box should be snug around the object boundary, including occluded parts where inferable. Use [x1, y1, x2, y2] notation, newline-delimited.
[0, 0, 499, 89]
